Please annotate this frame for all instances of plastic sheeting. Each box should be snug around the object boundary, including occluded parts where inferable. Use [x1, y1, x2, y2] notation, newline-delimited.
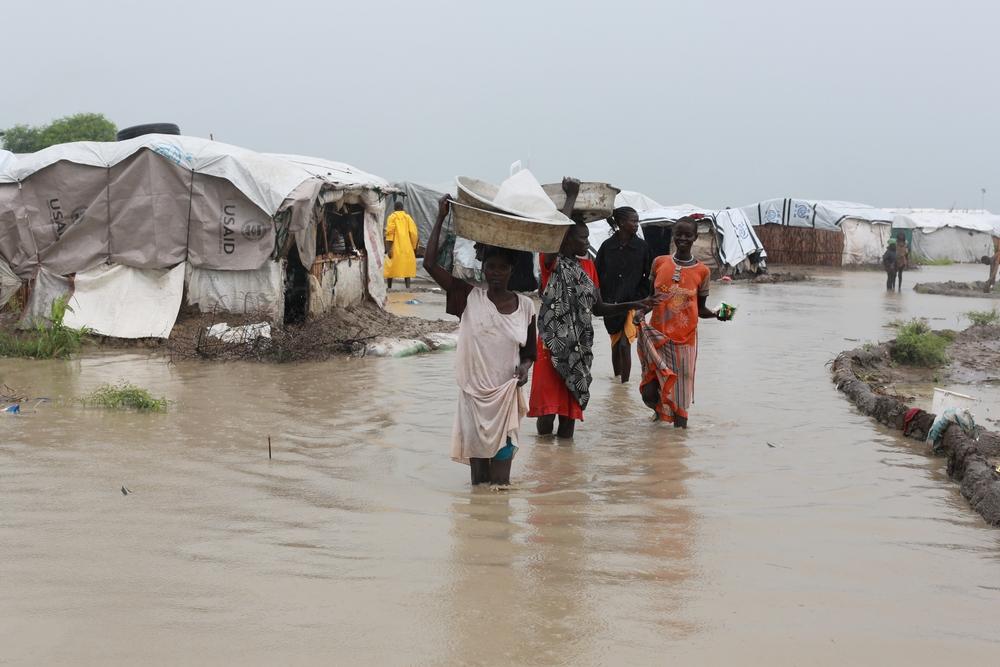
[638, 204, 715, 224]
[187, 262, 284, 318]
[0, 141, 395, 310]
[0, 150, 14, 174]
[492, 170, 569, 223]
[307, 257, 367, 317]
[891, 211, 999, 262]
[891, 210, 1000, 234]
[0, 154, 281, 278]
[615, 191, 662, 213]
[910, 227, 995, 263]
[64, 263, 185, 338]
[19, 268, 69, 327]
[714, 208, 766, 268]
[738, 198, 894, 231]
[0, 136, 391, 217]
[841, 218, 893, 265]
[0, 258, 20, 309]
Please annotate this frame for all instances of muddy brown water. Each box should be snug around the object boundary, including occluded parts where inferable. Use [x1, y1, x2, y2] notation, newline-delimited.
[2, 266, 1000, 665]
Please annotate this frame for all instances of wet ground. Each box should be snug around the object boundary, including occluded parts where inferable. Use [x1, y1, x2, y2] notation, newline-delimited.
[2, 265, 1000, 665]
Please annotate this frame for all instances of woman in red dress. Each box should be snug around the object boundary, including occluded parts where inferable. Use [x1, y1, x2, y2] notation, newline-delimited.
[528, 179, 659, 438]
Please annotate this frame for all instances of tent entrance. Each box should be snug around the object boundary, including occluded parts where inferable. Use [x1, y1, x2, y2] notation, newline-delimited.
[284, 244, 309, 324]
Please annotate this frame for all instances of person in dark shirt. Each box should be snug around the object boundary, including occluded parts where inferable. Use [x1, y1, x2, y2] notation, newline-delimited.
[881, 240, 897, 291]
[594, 206, 653, 382]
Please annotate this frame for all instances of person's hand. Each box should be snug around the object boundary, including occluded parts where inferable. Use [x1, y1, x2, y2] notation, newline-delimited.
[637, 292, 666, 312]
[515, 360, 532, 387]
[561, 177, 581, 197]
[437, 194, 452, 218]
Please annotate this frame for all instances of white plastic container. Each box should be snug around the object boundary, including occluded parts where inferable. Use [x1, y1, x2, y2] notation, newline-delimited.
[932, 388, 977, 417]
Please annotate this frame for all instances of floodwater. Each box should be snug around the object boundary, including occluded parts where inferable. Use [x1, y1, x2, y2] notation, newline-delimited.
[2, 265, 1000, 666]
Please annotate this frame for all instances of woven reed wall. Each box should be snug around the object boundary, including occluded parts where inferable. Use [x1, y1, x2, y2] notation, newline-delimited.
[755, 225, 844, 266]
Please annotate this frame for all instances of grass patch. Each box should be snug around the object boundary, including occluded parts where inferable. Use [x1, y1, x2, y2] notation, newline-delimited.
[966, 308, 1000, 326]
[0, 296, 89, 359]
[890, 319, 949, 367]
[82, 381, 168, 412]
[915, 256, 954, 266]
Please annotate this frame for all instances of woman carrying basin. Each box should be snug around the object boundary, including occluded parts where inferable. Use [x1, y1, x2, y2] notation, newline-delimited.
[528, 178, 661, 439]
[423, 195, 536, 486]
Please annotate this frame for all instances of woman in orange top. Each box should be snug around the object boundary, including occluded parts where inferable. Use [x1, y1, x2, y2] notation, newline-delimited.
[637, 216, 730, 428]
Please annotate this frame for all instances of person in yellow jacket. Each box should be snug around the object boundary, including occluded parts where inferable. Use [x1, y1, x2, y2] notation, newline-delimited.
[384, 202, 419, 289]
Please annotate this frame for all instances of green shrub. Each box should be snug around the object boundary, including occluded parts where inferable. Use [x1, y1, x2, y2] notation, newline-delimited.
[966, 309, 1000, 327]
[0, 296, 89, 359]
[891, 319, 949, 367]
[82, 381, 168, 412]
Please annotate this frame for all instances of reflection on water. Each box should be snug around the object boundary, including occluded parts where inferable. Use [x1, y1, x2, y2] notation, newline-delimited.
[2, 265, 1000, 665]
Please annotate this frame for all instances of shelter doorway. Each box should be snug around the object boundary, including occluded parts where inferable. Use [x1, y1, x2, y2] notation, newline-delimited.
[284, 245, 309, 324]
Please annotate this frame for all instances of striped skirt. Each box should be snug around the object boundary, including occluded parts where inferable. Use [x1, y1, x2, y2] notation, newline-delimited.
[637, 321, 698, 422]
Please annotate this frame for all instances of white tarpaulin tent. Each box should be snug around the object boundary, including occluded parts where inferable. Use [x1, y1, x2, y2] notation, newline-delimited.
[0, 137, 394, 337]
[615, 190, 662, 212]
[638, 204, 716, 224]
[892, 209, 1000, 262]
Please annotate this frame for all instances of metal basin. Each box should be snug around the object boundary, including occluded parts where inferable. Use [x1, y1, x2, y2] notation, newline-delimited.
[542, 182, 621, 223]
[451, 201, 571, 253]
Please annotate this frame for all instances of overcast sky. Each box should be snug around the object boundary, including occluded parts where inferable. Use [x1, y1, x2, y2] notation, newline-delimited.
[4, 0, 997, 210]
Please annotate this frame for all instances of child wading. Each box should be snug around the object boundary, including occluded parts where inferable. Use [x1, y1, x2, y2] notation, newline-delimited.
[637, 216, 731, 428]
[423, 195, 536, 486]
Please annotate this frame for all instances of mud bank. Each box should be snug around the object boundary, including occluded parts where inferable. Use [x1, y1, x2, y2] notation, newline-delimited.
[832, 330, 1000, 525]
[726, 271, 810, 284]
[165, 303, 457, 362]
[914, 280, 1000, 299]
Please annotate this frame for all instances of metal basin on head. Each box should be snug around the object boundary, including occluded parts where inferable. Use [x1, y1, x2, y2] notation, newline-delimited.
[451, 201, 571, 254]
[542, 182, 621, 223]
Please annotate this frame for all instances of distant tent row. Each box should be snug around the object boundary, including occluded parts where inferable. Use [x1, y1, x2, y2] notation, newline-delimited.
[0, 135, 396, 338]
[389, 183, 769, 282]
[389, 184, 1000, 281]
[729, 198, 895, 267]
[729, 198, 1000, 266]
